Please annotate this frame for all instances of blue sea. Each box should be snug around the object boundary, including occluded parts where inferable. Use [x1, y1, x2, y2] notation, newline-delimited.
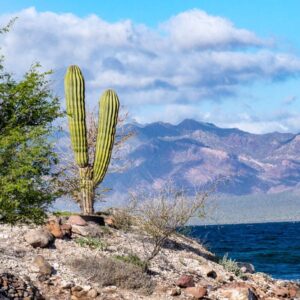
[188, 221, 300, 281]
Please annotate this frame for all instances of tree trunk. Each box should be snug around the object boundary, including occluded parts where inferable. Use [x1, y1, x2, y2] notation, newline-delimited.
[79, 167, 94, 215]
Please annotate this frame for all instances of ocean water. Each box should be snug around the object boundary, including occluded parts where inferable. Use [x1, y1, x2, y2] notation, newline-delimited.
[187, 222, 300, 280]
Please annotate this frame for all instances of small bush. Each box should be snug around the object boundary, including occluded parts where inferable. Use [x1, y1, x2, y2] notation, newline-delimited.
[129, 184, 208, 263]
[99, 225, 112, 235]
[113, 254, 148, 270]
[68, 256, 154, 295]
[219, 253, 242, 277]
[75, 237, 107, 250]
[53, 211, 77, 217]
[112, 209, 133, 231]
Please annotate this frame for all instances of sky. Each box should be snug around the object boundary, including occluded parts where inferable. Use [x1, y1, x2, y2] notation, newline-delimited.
[1, 0, 300, 133]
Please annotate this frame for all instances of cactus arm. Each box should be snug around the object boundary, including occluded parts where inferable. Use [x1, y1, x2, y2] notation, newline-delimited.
[64, 65, 88, 167]
[93, 89, 119, 185]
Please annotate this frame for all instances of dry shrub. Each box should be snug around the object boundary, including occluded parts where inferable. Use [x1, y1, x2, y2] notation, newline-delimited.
[129, 184, 210, 264]
[112, 208, 133, 231]
[68, 256, 155, 295]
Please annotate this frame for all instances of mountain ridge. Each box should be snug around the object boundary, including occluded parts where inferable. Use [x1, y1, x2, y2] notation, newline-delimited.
[56, 118, 300, 196]
[102, 118, 300, 196]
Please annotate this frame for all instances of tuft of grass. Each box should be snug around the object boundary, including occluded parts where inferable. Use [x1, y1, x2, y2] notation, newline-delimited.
[68, 256, 155, 295]
[100, 225, 112, 235]
[53, 211, 77, 217]
[113, 254, 148, 270]
[218, 253, 242, 277]
[75, 237, 107, 250]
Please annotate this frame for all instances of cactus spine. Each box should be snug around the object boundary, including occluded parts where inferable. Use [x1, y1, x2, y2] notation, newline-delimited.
[64, 65, 119, 214]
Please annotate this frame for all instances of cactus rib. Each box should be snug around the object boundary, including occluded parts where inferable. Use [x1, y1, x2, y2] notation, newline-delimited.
[64, 65, 88, 167]
[93, 89, 120, 185]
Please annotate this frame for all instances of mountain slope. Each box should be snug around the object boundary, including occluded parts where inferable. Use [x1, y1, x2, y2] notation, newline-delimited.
[59, 119, 299, 196]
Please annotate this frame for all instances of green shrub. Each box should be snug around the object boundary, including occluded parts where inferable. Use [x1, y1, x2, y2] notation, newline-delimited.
[0, 61, 61, 223]
[113, 254, 147, 270]
[219, 253, 242, 277]
[75, 237, 107, 250]
[53, 211, 78, 217]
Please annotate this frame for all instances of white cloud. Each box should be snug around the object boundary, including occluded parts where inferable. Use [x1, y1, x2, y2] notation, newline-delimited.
[162, 9, 267, 49]
[214, 111, 300, 134]
[1, 7, 300, 133]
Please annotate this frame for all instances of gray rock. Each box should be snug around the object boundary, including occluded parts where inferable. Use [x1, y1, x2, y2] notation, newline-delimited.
[24, 228, 53, 248]
[71, 223, 103, 237]
[87, 288, 98, 298]
[33, 255, 53, 275]
[237, 262, 255, 274]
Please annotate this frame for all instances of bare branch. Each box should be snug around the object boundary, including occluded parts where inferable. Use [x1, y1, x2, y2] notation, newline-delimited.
[128, 183, 210, 265]
[54, 106, 134, 205]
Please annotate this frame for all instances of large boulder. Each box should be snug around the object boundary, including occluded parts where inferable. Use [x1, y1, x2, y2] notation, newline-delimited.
[67, 215, 87, 226]
[24, 228, 53, 248]
[71, 223, 103, 237]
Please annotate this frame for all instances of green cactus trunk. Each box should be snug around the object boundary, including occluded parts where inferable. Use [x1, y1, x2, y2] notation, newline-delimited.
[64, 66, 88, 167]
[93, 90, 120, 185]
[64, 66, 119, 214]
[79, 167, 94, 214]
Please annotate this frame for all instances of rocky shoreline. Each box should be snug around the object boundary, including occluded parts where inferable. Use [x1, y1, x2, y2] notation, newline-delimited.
[0, 213, 299, 300]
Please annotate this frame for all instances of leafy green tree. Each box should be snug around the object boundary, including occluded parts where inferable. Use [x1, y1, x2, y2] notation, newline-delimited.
[0, 26, 61, 223]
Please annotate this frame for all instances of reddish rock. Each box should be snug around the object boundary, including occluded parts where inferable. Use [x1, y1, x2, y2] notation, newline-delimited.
[185, 286, 207, 299]
[176, 275, 195, 288]
[104, 215, 116, 227]
[46, 220, 63, 238]
[67, 215, 87, 226]
[288, 286, 300, 298]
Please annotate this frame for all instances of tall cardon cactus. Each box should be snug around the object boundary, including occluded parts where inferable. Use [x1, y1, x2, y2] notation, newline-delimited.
[64, 65, 119, 214]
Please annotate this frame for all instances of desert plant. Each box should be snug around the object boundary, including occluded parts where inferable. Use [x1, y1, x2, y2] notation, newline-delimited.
[129, 184, 209, 265]
[54, 109, 133, 206]
[53, 211, 77, 217]
[109, 208, 134, 231]
[64, 65, 119, 214]
[68, 256, 154, 295]
[113, 254, 148, 269]
[219, 253, 242, 277]
[75, 236, 107, 250]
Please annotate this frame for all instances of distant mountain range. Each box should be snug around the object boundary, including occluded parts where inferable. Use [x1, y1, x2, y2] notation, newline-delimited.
[100, 119, 300, 196]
